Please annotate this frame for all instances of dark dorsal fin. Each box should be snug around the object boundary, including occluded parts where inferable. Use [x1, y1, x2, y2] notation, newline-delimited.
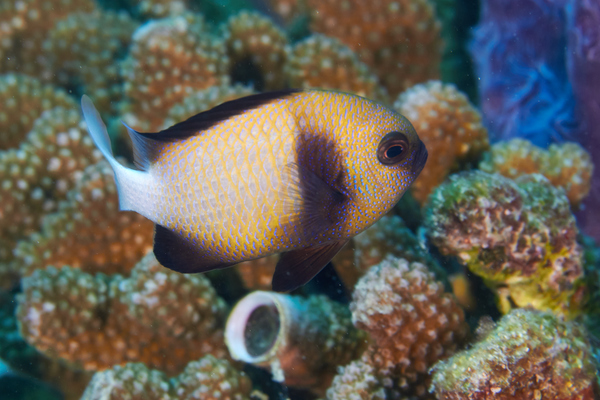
[141, 89, 302, 142]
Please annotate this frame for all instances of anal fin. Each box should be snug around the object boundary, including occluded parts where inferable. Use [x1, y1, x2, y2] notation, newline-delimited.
[153, 225, 236, 273]
[272, 240, 349, 292]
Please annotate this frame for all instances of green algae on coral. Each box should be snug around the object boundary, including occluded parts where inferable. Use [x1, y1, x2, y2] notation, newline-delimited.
[424, 171, 586, 318]
[430, 309, 598, 399]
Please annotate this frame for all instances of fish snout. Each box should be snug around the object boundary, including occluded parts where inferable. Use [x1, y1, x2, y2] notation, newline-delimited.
[411, 140, 428, 174]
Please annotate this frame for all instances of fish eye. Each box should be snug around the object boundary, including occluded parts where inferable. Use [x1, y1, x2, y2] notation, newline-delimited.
[377, 131, 409, 165]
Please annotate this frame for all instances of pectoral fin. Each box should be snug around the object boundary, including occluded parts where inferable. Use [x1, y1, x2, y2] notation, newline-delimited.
[153, 225, 236, 273]
[272, 240, 349, 292]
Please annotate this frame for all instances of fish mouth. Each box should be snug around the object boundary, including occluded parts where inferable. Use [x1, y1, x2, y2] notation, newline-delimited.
[411, 140, 428, 174]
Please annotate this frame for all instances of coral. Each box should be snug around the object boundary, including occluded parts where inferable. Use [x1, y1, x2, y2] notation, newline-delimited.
[331, 215, 444, 290]
[0, 107, 102, 288]
[424, 171, 586, 317]
[394, 81, 489, 204]
[0, 74, 76, 149]
[306, 0, 442, 97]
[286, 34, 387, 102]
[326, 355, 386, 400]
[120, 13, 229, 131]
[81, 355, 253, 400]
[223, 11, 288, 91]
[264, 0, 307, 24]
[0, 0, 96, 77]
[226, 291, 366, 393]
[162, 81, 255, 129]
[14, 160, 153, 277]
[348, 256, 468, 398]
[234, 254, 278, 291]
[431, 309, 598, 400]
[17, 252, 229, 374]
[43, 11, 138, 115]
[479, 138, 593, 207]
[130, 0, 189, 18]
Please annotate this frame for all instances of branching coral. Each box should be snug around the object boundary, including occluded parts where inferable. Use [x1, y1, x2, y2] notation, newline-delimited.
[331, 215, 444, 290]
[0, 74, 76, 149]
[17, 252, 229, 374]
[0, 107, 102, 288]
[81, 355, 253, 400]
[14, 160, 153, 278]
[306, 0, 442, 97]
[340, 256, 468, 398]
[120, 13, 229, 131]
[431, 309, 598, 399]
[223, 11, 288, 91]
[226, 291, 366, 393]
[43, 11, 138, 115]
[479, 138, 593, 207]
[0, 0, 96, 77]
[424, 171, 586, 317]
[394, 81, 489, 204]
[286, 34, 387, 102]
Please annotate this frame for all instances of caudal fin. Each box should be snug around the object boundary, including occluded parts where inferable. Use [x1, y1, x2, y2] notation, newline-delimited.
[81, 95, 152, 215]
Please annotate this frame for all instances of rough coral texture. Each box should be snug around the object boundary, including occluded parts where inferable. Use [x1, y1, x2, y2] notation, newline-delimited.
[394, 81, 489, 204]
[43, 10, 138, 115]
[81, 355, 253, 400]
[326, 355, 386, 400]
[0, 74, 76, 149]
[14, 160, 153, 277]
[331, 215, 444, 290]
[17, 253, 229, 373]
[130, 0, 189, 18]
[424, 171, 586, 317]
[479, 138, 593, 207]
[223, 11, 288, 91]
[431, 309, 598, 400]
[286, 34, 388, 102]
[0, 0, 96, 77]
[349, 256, 469, 398]
[0, 107, 102, 288]
[120, 13, 229, 131]
[307, 0, 442, 97]
[162, 82, 255, 129]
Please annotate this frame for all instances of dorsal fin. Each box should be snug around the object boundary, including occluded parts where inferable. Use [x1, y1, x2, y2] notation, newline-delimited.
[121, 121, 156, 171]
[141, 89, 301, 142]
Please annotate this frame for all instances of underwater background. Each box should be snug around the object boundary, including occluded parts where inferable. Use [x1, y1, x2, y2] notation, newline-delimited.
[0, 0, 599, 398]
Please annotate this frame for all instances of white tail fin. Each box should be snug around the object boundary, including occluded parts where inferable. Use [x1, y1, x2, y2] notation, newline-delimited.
[81, 95, 152, 215]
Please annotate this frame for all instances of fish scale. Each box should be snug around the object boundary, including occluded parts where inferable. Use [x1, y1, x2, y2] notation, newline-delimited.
[82, 89, 427, 291]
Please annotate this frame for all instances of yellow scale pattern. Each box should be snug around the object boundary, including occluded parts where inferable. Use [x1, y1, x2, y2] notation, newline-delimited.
[142, 91, 417, 264]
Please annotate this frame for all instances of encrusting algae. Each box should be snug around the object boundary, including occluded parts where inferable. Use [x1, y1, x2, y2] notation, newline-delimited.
[0, 1, 598, 400]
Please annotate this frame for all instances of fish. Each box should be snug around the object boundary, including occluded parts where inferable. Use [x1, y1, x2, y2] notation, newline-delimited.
[81, 89, 427, 292]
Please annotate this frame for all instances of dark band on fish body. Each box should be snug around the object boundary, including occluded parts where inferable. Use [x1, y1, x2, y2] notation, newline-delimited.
[141, 89, 302, 142]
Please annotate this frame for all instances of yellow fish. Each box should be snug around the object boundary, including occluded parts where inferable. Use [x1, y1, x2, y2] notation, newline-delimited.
[81, 90, 427, 291]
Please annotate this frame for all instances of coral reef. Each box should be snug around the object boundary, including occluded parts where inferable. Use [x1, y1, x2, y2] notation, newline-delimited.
[331, 215, 444, 290]
[431, 309, 598, 399]
[234, 254, 278, 291]
[13, 160, 153, 278]
[0, 0, 96, 77]
[424, 171, 586, 317]
[226, 291, 366, 393]
[394, 81, 489, 204]
[0, 106, 102, 288]
[0, 74, 76, 149]
[120, 13, 229, 131]
[306, 0, 442, 97]
[43, 10, 138, 115]
[17, 252, 228, 374]
[479, 138, 593, 207]
[341, 256, 468, 398]
[286, 34, 387, 102]
[81, 355, 253, 400]
[223, 11, 288, 91]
